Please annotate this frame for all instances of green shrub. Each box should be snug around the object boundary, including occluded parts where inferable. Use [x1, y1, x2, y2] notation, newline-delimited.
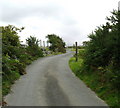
[69, 10, 120, 107]
[2, 25, 44, 96]
[82, 10, 120, 91]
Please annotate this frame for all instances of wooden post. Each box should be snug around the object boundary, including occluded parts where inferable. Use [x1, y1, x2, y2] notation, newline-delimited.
[75, 42, 78, 62]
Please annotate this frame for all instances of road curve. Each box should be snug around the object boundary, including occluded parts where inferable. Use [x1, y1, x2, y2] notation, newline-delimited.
[5, 52, 108, 106]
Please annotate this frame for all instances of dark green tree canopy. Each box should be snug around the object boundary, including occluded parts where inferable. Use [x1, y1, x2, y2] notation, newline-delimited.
[26, 36, 43, 57]
[2, 25, 24, 47]
[26, 36, 39, 47]
[46, 34, 66, 53]
[2, 25, 24, 58]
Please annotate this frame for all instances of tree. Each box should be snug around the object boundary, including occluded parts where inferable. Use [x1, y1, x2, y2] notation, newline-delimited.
[2, 25, 24, 58]
[46, 34, 66, 53]
[26, 36, 43, 57]
[26, 36, 39, 47]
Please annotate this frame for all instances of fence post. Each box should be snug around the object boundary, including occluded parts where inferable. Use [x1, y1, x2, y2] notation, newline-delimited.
[75, 42, 78, 62]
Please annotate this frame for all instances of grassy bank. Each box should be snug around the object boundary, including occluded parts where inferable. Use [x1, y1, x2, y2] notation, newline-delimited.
[69, 56, 119, 108]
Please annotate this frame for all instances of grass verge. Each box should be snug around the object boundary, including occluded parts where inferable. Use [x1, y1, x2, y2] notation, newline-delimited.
[69, 57, 119, 108]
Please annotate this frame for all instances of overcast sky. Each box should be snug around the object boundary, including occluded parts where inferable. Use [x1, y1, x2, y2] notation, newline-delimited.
[0, 0, 119, 46]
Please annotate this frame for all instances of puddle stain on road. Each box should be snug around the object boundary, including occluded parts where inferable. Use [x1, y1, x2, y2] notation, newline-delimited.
[45, 74, 71, 106]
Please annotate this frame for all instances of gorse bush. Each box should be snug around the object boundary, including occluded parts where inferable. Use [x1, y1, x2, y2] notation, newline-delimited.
[2, 25, 44, 96]
[80, 10, 120, 106]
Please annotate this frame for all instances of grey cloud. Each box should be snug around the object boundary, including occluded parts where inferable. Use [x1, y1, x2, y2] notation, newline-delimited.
[1, 1, 77, 29]
[60, 26, 82, 45]
[1, 3, 63, 23]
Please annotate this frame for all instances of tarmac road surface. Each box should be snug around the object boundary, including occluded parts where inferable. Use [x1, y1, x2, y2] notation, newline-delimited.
[5, 52, 108, 106]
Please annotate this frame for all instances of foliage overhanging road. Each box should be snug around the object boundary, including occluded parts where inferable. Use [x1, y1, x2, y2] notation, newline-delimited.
[5, 52, 108, 106]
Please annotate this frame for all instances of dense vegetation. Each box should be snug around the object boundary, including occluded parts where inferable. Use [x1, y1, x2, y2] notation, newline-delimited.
[69, 10, 120, 107]
[46, 34, 66, 53]
[2, 25, 43, 96]
[2, 25, 66, 98]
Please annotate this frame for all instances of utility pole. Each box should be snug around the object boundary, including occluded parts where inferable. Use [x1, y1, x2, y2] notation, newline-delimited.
[47, 41, 49, 47]
[40, 40, 42, 47]
[75, 42, 78, 62]
[43, 41, 45, 48]
[118, 1, 120, 11]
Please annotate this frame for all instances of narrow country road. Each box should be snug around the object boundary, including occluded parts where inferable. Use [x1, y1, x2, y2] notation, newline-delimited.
[5, 52, 108, 106]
